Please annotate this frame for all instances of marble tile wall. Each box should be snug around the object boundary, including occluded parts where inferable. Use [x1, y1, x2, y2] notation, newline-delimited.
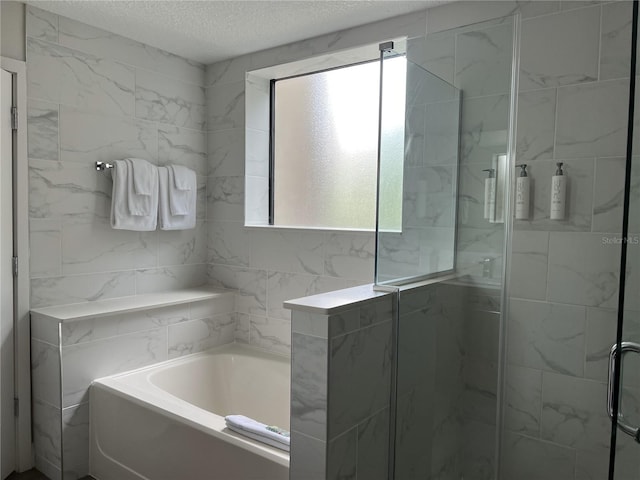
[30, 295, 234, 480]
[288, 293, 394, 480]
[26, 6, 209, 310]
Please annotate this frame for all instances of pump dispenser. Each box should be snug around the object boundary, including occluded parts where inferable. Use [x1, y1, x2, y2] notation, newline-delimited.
[515, 164, 530, 220]
[550, 162, 566, 220]
[483, 168, 496, 222]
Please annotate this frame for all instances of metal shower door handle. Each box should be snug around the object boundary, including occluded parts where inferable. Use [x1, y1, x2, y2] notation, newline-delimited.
[607, 341, 640, 443]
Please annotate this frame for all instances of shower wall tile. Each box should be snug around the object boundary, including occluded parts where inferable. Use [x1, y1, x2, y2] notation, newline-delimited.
[30, 219, 62, 278]
[516, 88, 556, 162]
[600, 1, 633, 81]
[207, 175, 244, 222]
[57, 16, 205, 85]
[504, 365, 542, 437]
[62, 403, 89, 480]
[207, 221, 251, 267]
[206, 81, 245, 131]
[327, 428, 357, 480]
[459, 93, 510, 165]
[501, 432, 576, 480]
[592, 157, 640, 233]
[167, 313, 235, 358]
[424, 98, 460, 166]
[27, 38, 135, 116]
[33, 398, 61, 469]
[245, 128, 269, 177]
[290, 432, 326, 480]
[26, 6, 58, 43]
[208, 128, 245, 177]
[31, 339, 61, 408]
[27, 99, 59, 161]
[403, 166, 455, 228]
[251, 230, 325, 275]
[324, 233, 375, 282]
[555, 79, 629, 159]
[519, 6, 600, 91]
[407, 34, 455, 84]
[249, 316, 291, 355]
[356, 407, 390, 480]
[157, 222, 207, 266]
[509, 230, 549, 300]
[461, 360, 498, 425]
[208, 265, 267, 316]
[158, 125, 207, 176]
[135, 264, 208, 295]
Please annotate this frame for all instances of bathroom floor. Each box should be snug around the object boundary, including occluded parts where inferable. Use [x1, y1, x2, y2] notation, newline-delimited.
[7, 470, 93, 480]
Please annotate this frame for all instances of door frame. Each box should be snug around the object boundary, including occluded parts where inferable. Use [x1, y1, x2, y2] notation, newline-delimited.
[1, 56, 32, 473]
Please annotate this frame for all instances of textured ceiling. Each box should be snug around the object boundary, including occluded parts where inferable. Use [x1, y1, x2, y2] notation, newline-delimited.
[27, 0, 449, 64]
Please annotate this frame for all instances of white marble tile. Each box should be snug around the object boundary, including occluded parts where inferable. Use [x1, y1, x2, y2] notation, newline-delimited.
[33, 398, 61, 468]
[377, 229, 421, 281]
[541, 372, 609, 453]
[35, 455, 61, 480]
[28, 99, 59, 161]
[504, 364, 542, 436]
[30, 219, 62, 278]
[575, 434, 640, 480]
[135, 264, 207, 295]
[328, 321, 392, 439]
[459, 94, 510, 165]
[61, 327, 167, 406]
[31, 271, 135, 308]
[208, 128, 244, 177]
[207, 221, 251, 267]
[206, 55, 251, 87]
[516, 88, 556, 162]
[31, 312, 59, 346]
[324, 233, 375, 282]
[250, 315, 291, 355]
[207, 176, 244, 222]
[600, 1, 634, 81]
[31, 339, 61, 407]
[509, 230, 549, 300]
[460, 420, 494, 480]
[464, 310, 500, 362]
[424, 98, 460, 166]
[291, 311, 328, 339]
[357, 408, 389, 480]
[462, 360, 498, 425]
[291, 332, 327, 440]
[62, 403, 89, 479]
[593, 157, 640, 233]
[267, 272, 316, 321]
[455, 23, 513, 97]
[245, 128, 269, 177]
[27, 37, 135, 116]
[328, 309, 360, 339]
[407, 34, 455, 84]
[251, 230, 325, 275]
[547, 232, 621, 307]
[235, 312, 250, 344]
[394, 388, 435, 480]
[556, 79, 629, 158]
[396, 308, 437, 398]
[208, 265, 266, 316]
[403, 105, 425, 169]
[560, 1, 603, 11]
[520, 6, 600, 90]
[403, 166, 455, 228]
[61, 218, 157, 275]
[360, 297, 393, 328]
[327, 427, 357, 480]
[500, 431, 575, 480]
[157, 221, 207, 266]
[190, 296, 234, 319]
[508, 298, 586, 376]
[59, 106, 157, 165]
[245, 175, 269, 225]
[135, 69, 205, 130]
[290, 431, 326, 480]
[168, 314, 235, 358]
[206, 81, 245, 131]
[58, 16, 204, 86]
[26, 5, 58, 43]
[158, 125, 207, 176]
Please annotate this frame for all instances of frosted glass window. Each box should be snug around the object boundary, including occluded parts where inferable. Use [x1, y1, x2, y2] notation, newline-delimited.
[272, 60, 405, 230]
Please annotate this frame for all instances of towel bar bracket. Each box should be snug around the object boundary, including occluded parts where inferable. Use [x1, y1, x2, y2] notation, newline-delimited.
[96, 161, 114, 171]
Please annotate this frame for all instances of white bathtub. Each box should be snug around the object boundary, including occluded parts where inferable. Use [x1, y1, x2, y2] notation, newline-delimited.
[89, 343, 290, 480]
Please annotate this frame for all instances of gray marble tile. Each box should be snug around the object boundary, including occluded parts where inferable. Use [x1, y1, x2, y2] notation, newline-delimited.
[250, 316, 291, 355]
[135, 264, 207, 295]
[207, 221, 251, 267]
[324, 233, 375, 282]
[207, 176, 244, 222]
[61, 218, 157, 275]
[500, 432, 575, 480]
[206, 81, 245, 131]
[394, 389, 434, 480]
[58, 16, 204, 86]
[541, 372, 609, 453]
[357, 408, 389, 480]
[556, 79, 629, 159]
[464, 310, 500, 362]
[31, 271, 135, 308]
[601, 1, 634, 81]
[30, 219, 61, 278]
[520, 6, 600, 90]
[508, 298, 586, 376]
[33, 398, 61, 469]
[27, 37, 135, 116]
[547, 232, 621, 308]
[62, 403, 89, 479]
[26, 6, 58, 43]
[291, 333, 327, 440]
[290, 431, 326, 480]
[516, 88, 556, 162]
[28, 99, 59, 161]
[328, 321, 392, 439]
[593, 157, 640, 233]
[157, 221, 207, 267]
[61, 327, 167, 406]
[504, 364, 542, 436]
[208, 265, 266, 316]
[509, 230, 549, 300]
[135, 69, 205, 130]
[251, 229, 325, 276]
[168, 314, 235, 358]
[460, 420, 494, 480]
[455, 23, 513, 97]
[31, 340, 61, 407]
[158, 125, 207, 176]
[208, 128, 244, 177]
[59, 106, 157, 165]
[327, 427, 357, 480]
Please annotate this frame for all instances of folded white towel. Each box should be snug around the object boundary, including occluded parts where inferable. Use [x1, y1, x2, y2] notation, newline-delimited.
[225, 415, 290, 452]
[168, 165, 196, 216]
[158, 166, 196, 230]
[110, 160, 157, 231]
[128, 158, 156, 196]
[125, 159, 157, 217]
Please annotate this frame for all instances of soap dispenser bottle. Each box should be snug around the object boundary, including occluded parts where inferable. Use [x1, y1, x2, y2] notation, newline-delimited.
[483, 168, 496, 222]
[515, 164, 530, 220]
[550, 162, 566, 220]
